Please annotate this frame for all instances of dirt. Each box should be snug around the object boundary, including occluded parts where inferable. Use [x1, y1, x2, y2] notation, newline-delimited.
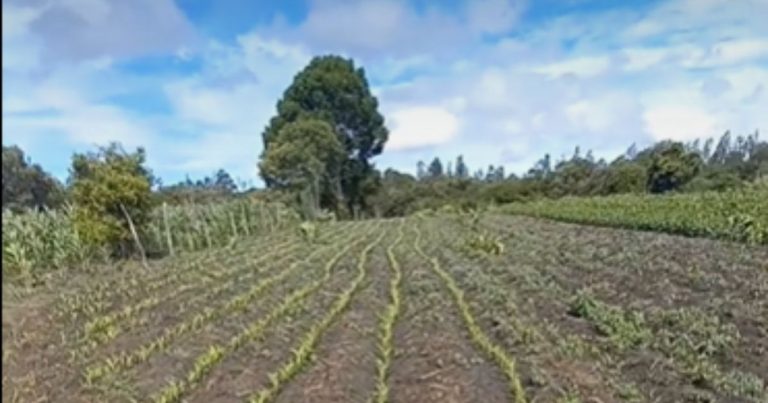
[4, 216, 767, 403]
[274, 243, 390, 403]
[388, 238, 509, 403]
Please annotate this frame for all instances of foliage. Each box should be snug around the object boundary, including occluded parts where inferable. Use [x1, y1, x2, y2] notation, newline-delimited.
[569, 292, 652, 350]
[143, 199, 298, 256]
[646, 141, 703, 193]
[156, 169, 239, 204]
[2, 145, 64, 211]
[502, 187, 768, 244]
[369, 131, 765, 218]
[261, 55, 388, 216]
[2, 198, 296, 280]
[298, 221, 317, 243]
[68, 143, 155, 257]
[260, 119, 345, 218]
[427, 157, 444, 179]
[2, 205, 95, 281]
[464, 232, 505, 256]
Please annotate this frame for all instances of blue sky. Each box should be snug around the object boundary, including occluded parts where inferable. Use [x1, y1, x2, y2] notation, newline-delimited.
[3, 0, 768, 186]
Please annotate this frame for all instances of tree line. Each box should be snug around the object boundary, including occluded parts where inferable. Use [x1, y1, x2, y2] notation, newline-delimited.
[369, 131, 767, 217]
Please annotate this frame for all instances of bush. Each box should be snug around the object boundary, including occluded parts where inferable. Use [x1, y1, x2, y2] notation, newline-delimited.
[69, 143, 154, 257]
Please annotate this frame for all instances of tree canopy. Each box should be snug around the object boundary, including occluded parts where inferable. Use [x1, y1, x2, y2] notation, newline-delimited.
[69, 143, 154, 257]
[2, 145, 63, 211]
[260, 119, 345, 218]
[260, 55, 388, 216]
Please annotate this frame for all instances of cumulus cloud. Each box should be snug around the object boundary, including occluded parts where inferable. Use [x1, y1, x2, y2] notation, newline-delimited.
[643, 106, 720, 141]
[261, 0, 525, 59]
[3, 0, 768, 182]
[387, 106, 460, 151]
[534, 55, 612, 78]
[2, 0, 197, 63]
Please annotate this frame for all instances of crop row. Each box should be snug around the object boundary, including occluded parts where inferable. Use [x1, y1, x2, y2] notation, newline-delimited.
[57, 230, 300, 325]
[246, 228, 388, 403]
[150, 225, 382, 403]
[500, 186, 768, 244]
[444, 216, 766, 402]
[61, 221, 358, 324]
[413, 220, 527, 403]
[372, 220, 405, 403]
[55, 227, 301, 321]
[76, 236, 309, 358]
[84, 222, 367, 386]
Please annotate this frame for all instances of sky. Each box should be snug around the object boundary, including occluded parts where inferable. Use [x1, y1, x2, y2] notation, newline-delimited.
[3, 0, 768, 186]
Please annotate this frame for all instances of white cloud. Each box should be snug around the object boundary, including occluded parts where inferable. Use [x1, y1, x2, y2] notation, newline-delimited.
[534, 55, 611, 78]
[387, 106, 460, 151]
[467, 0, 526, 35]
[621, 48, 668, 71]
[6, 103, 154, 150]
[262, 0, 525, 60]
[4, 0, 768, 183]
[566, 100, 613, 132]
[3, 0, 197, 64]
[643, 106, 720, 141]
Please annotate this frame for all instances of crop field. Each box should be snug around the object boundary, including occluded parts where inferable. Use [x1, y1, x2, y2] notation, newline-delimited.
[3, 214, 767, 403]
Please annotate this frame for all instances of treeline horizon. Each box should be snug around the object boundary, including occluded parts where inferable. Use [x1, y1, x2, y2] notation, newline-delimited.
[3, 129, 766, 213]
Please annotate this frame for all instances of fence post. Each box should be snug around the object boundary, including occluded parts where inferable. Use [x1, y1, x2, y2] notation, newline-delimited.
[163, 202, 174, 256]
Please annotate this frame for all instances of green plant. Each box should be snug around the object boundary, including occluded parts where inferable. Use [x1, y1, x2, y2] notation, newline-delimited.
[247, 230, 387, 403]
[372, 221, 405, 403]
[413, 224, 527, 403]
[569, 292, 651, 350]
[464, 232, 505, 256]
[503, 187, 768, 244]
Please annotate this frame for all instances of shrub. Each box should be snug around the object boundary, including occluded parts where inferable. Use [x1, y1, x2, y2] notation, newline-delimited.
[69, 143, 154, 257]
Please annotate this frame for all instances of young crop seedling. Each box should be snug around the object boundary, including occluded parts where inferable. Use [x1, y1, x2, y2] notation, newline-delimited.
[372, 221, 405, 403]
[149, 226, 381, 403]
[413, 223, 527, 403]
[246, 229, 387, 403]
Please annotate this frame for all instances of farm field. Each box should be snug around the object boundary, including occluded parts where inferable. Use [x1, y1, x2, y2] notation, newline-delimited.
[3, 215, 767, 403]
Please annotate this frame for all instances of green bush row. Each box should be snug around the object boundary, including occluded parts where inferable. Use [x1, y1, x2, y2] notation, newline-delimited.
[501, 186, 768, 244]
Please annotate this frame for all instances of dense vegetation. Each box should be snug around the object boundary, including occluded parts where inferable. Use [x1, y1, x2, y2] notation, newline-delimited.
[2, 199, 296, 282]
[369, 131, 768, 217]
[2, 145, 64, 211]
[260, 56, 388, 219]
[502, 185, 768, 244]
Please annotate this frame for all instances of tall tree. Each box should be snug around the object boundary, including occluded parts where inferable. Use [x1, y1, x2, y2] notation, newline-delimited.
[261, 55, 388, 215]
[646, 141, 702, 193]
[2, 145, 63, 211]
[213, 169, 237, 193]
[455, 155, 469, 179]
[260, 119, 345, 217]
[416, 160, 426, 180]
[427, 157, 444, 179]
[485, 165, 496, 182]
[710, 131, 732, 165]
